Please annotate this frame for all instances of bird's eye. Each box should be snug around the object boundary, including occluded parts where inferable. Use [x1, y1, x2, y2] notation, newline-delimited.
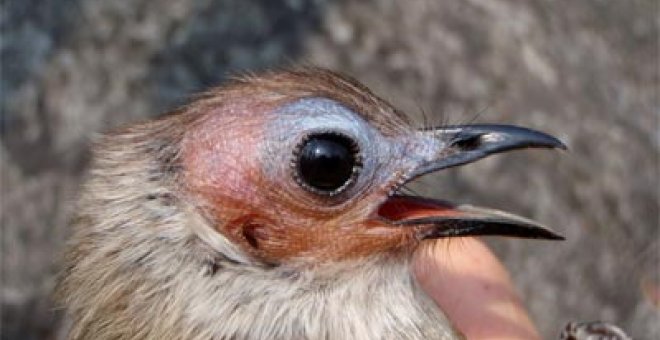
[294, 132, 361, 195]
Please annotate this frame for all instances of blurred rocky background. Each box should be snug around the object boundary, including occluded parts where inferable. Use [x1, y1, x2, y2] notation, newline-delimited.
[1, 0, 657, 338]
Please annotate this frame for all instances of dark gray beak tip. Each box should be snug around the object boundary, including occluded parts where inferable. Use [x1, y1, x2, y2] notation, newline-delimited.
[530, 227, 565, 241]
[556, 140, 569, 151]
[454, 124, 567, 152]
[413, 124, 567, 177]
[421, 217, 566, 241]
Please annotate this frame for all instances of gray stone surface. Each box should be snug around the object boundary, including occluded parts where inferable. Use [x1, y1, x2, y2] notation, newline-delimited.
[1, 0, 657, 339]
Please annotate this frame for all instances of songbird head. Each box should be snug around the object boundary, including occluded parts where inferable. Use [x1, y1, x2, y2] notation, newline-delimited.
[57, 68, 564, 339]
[182, 68, 564, 266]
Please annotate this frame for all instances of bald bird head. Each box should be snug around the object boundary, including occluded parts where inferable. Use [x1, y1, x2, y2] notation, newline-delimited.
[56, 68, 565, 340]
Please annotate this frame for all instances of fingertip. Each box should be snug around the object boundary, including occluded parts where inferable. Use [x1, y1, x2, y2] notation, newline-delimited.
[413, 238, 541, 340]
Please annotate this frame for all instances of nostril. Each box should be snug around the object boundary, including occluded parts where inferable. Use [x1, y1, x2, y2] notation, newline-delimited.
[452, 134, 482, 150]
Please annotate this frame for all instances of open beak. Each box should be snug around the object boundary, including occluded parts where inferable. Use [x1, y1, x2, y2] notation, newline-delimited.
[378, 124, 566, 241]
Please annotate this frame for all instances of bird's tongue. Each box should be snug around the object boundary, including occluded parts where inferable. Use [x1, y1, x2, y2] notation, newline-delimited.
[377, 195, 563, 240]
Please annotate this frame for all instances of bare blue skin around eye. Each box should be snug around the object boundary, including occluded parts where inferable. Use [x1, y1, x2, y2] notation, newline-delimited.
[262, 98, 390, 196]
[259, 97, 447, 199]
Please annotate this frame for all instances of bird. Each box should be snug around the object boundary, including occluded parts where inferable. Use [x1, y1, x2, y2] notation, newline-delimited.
[55, 67, 566, 340]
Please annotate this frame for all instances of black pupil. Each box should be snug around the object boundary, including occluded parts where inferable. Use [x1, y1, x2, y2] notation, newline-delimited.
[298, 135, 356, 192]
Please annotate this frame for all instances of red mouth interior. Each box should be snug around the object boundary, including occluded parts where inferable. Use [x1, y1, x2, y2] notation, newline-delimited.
[377, 195, 465, 222]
